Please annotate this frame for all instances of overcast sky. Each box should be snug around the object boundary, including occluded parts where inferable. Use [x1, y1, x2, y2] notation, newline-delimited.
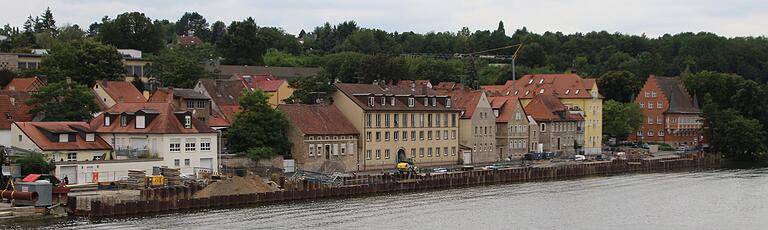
[2, 0, 766, 37]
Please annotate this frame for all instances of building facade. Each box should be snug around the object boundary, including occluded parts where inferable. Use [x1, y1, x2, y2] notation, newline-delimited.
[489, 96, 530, 160]
[332, 83, 461, 171]
[238, 75, 293, 107]
[440, 89, 497, 164]
[280, 104, 359, 172]
[92, 80, 146, 109]
[629, 75, 703, 147]
[149, 88, 212, 123]
[524, 95, 583, 156]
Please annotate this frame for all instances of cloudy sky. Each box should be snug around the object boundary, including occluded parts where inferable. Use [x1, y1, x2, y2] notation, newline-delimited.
[2, 0, 766, 37]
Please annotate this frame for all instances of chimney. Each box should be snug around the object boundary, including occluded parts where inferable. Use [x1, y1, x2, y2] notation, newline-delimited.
[373, 80, 379, 86]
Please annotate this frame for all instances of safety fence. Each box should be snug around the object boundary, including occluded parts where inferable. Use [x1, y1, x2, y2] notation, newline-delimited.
[69, 153, 721, 218]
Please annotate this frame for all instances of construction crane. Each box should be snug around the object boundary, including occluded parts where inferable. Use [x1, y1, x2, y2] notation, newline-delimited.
[400, 44, 524, 89]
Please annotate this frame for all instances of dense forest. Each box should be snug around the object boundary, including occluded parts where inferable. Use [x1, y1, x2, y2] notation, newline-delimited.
[2, 8, 768, 160]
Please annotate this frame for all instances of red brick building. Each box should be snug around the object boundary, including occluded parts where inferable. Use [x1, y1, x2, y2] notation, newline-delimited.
[629, 75, 703, 147]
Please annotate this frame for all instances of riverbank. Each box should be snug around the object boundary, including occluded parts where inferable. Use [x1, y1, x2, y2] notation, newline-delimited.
[67, 153, 720, 218]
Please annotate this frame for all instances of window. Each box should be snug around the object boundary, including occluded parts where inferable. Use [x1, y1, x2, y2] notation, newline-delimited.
[428, 148, 433, 157]
[452, 147, 457, 156]
[174, 159, 180, 166]
[390, 97, 395, 106]
[309, 144, 315, 157]
[121, 115, 128, 127]
[436, 114, 441, 127]
[186, 100, 195, 108]
[197, 100, 206, 109]
[366, 132, 372, 142]
[170, 138, 181, 152]
[444, 130, 448, 139]
[648, 130, 654, 136]
[394, 131, 399, 141]
[657, 101, 662, 108]
[185, 138, 196, 152]
[541, 123, 546, 132]
[539, 89, 545, 94]
[659, 131, 665, 136]
[432, 98, 437, 107]
[419, 148, 425, 157]
[645, 91, 650, 98]
[136, 115, 146, 129]
[381, 97, 385, 105]
[411, 131, 416, 140]
[648, 116, 653, 124]
[639, 103, 644, 109]
[184, 116, 192, 128]
[366, 150, 372, 159]
[18, 135, 22, 142]
[424, 98, 429, 106]
[446, 98, 452, 107]
[376, 132, 381, 141]
[656, 116, 662, 124]
[59, 134, 69, 142]
[201, 138, 212, 151]
[452, 114, 457, 127]
[444, 114, 449, 127]
[428, 114, 433, 127]
[86, 133, 95, 142]
[420, 131, 425, 140]
[403, 131, 408, 141]
[411, 148, 416, 158]
[394, 114, 399, 127]
[92, 155, 102, 161]
[436, 148, 440, 157]
[105, 116, 111, 126]
[444, 147, 449, 156]
[403, 114, 408, 128]
[420, 114, 425, 127]
[366, 114, 372, 127]
[648, 102, 654, 109]
[385, 131, 390, 141]
[340, 143, 346, 155]
[411, 114, 416, 127]
[428, 131, 432, 140]
[436, 130, 441, 140]
[368, 97, 374, 106]
[385, 113, 390, 127]
[67, 153, 77, 161]
[408, 98, 415, 107]
[385, 149, 390, 159]
[376, 114, 381, 127]
[376, 150, 381, 159]
[185, 159, 191, 166]
[565, 89, 570, 95]
[651, 91, 657, 98]
[452, 130, 457, 139]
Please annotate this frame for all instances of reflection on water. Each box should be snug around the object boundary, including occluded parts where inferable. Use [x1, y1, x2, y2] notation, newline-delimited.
[6, 165, 768, 230]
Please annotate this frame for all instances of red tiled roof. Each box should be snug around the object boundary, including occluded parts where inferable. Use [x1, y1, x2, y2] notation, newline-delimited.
[433, 82, 464, 91]
[95, 80, 145, 103]
[218, 105, 241, 124]
[334, 83, 460, 112]
[90, 102, 216, 134]
[524, 95, 582, 122]
[198, 79, 245, 107]
[14, 122, 112, 151]
[207, 111, 231, 128]
[488, 96, 522, 123]
[446, 90, 483, 119]
[239, 74, 285, 92]
[176, 35, 204, 47]
[0, 91, 35, 129]
[397, 80, 431, 88]
[4, 77, 46, 92]
[279, 104, 359, 135]
[482, 74, 601, 99]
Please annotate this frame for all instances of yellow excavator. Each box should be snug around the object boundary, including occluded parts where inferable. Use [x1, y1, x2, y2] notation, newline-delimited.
[396, 158, 418, 175]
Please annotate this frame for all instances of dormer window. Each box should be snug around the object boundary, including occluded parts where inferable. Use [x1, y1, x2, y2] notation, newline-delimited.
[575, 89, 580, 95]
[538, 79, 544, 84]
[505, 91, 510, 96]
[105, 116, 111, 126]
[514, 90, 518, 95]
[408, 98, 415, 107]
[424, 98, 428, 106]
[390, 97, 395, 106]
[368, 97, 374, 106]
[380, 97, 385, 105]
[86, 133, 95, 142]
[59, 134, 69, 142]
[525, 90, 530, 96]
[493, 109, 499, 117]
[136, 115, 146, 129]
[432, 98, 436, 107]
[528, 79, 533, 84]
[565, 89, 570, 95]
[446, 98, 451, 108]
[184, 115, 192, 128]
[120, 115, 128, 127]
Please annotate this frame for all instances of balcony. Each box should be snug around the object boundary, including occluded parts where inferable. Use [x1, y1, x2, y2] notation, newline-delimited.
[115, 147, 157, 159]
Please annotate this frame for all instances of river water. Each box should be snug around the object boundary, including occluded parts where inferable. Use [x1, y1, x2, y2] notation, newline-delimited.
[5, 164, 768, 230]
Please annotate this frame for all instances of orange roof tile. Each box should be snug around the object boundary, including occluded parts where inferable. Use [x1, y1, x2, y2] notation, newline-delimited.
[239, 74, 285, 92]
[446, 90, 483, 119]
[96, 80, 146, 103]
[4, 77, 46, 92]
[524, 95, 580, 122]
[488, 96, 522, 123]
[279, 104, 359, 135]
[482, 74, 601, 99]
[91, 102, 216, 134]
[14, 122, 112, 151]
[0, 91, 35, 129]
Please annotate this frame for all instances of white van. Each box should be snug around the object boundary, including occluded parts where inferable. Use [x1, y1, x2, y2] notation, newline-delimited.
[574, 155, 586, 161]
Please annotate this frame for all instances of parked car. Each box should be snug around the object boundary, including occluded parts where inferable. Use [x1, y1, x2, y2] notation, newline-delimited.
[573, 155, 586, 161]
[433, 168, 448, 173]
[675, 146, 686, 154]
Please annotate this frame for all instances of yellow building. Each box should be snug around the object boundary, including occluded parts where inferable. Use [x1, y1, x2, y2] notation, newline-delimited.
[238, 75, 294, 107]
[481, 74, 603, 155]
[332, 83, 461, 171]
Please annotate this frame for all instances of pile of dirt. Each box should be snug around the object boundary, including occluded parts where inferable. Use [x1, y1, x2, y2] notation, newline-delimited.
[193, 175, 276, 198]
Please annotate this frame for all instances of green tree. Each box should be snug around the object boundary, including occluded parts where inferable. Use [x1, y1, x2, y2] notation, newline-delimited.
[41, 39, 125, 85]
[16, 153, 55, 175]
[321, 52, 368, 83]
[602, 100, 643, 140]
[263, 48, 306, 67]
[707, 108, 766, 161]
[285, 73, 336, 104]
[226, 89, 291, 157]
[35, 7, 57, 33]
[597, 70, 641, 102]
[146, 44, 215, 88]
[98, 12, 164, 53]
[218, 17, 262, 65]
[28, 81, 100, 121]
[175, 12, 210, 40]
[209, 21, 227, 45]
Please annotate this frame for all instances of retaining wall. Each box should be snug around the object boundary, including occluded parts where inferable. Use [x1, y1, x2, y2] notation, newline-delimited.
[70, 154, 720, 218]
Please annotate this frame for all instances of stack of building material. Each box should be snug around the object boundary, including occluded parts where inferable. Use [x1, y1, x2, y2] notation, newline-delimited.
[127, 170, 146, 189]
[161, 168, 182, 186]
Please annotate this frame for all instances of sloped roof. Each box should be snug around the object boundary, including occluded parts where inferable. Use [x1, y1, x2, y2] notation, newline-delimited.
[90, 102, 216, 134]
[0, 90, 35, 129]
[279, 104, 359, 135]
[4, 77, 46, 92]
[207, 111, 231, 128]
[482, 74, 602, 99]
[176, 35, 203, 47]
[216, 65, 322, 79]
[149, 88, 210, 103]
[239, 74, 286, 92]
[95, 80, 145, 103]
[524, 95, 582, 122]
[334, 83, 459, 112]
[14, 122, 112, 151]
[447, 90, 483, 119]
[488, 96, 522, 123]
[433, 82, 464, 91]
[397, 80, 431, 88]
[198, 79, 245, 106]
[652, 75, 700, 114]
